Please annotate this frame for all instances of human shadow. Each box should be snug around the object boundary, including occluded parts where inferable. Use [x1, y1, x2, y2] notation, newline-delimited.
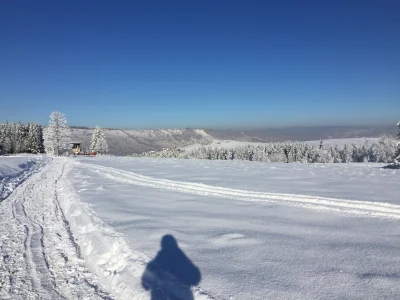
[142, 234, 201, 300]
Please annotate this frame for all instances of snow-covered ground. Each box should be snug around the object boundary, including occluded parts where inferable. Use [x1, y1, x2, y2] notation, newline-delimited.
[1, 156, 400, 299]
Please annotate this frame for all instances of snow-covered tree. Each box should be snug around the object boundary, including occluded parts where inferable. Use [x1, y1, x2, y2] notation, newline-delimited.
[396, 121, 400, 163]
[27, 123, 44, 154]
[15, 122, 28, 153]
[90, 127, 99, 152]
[370, 135, 397, 163]
[10, 122, 17, 153]
[0, 121, 44, 155]
[319, 138, 324, 150]
[340, 144, 353, 163]
[90, 125, 109, 155]
[0, 124, 4, 154]
[44, 111, 70, 156]
[2, 121, 13, 154]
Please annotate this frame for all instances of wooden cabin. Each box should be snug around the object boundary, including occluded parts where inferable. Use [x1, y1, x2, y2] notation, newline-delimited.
[71, 141, 82, 155]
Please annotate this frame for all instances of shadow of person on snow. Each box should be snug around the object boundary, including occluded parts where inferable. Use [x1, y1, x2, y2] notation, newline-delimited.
[142, 234, 201, 300]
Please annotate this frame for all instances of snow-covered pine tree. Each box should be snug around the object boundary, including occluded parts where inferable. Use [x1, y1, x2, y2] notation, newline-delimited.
[95, 131, 109, 154]
[90, 125, 109, 155]
[2, 121, 13, 154]
[9, 122, 17, 154]
[15, 122, 28, 153]
[370, 135, 397, 163]
[90, 126, 99, 152]
[341, 144, 353, 163]
[330, 146, 341, 163]
[44, 111, 71, 156]
[0, 123, 4, 154]
[319, 138, 324, 150]
[27, 123, 44, 153]
[396, 121, 400, 163]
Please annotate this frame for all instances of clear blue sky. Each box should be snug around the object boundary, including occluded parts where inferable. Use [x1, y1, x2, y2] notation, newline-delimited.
[0, 1, 399, 129]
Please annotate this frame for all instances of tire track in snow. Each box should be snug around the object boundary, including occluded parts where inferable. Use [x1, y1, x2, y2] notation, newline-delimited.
[79, 162, 400, 220]
[9, 159, 57, 299]
[1, 158, 113, 300]
[14, 184, 54, 296]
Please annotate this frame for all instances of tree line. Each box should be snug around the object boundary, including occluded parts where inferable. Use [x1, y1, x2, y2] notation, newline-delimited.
[138, 135, 398, 164]
[0, 111, 109, 156]
[0, 121, 44, 154]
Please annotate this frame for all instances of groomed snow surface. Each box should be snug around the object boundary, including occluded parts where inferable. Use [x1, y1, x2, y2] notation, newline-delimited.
[1, 156, 399, 299]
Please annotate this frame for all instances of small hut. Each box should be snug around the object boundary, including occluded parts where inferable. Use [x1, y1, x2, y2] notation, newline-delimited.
[71, 141, 82, 155]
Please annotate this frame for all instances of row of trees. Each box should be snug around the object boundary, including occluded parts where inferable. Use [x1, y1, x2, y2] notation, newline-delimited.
[44, 111, 109, 156]
[1, 111, 109, 156]
[139, 136, 398, 164]
[0, 122, 44, 154]
[43, 111, 109, 156]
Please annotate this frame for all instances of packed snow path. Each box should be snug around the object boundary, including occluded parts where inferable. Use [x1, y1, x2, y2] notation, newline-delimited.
[0, 157, 110, 299]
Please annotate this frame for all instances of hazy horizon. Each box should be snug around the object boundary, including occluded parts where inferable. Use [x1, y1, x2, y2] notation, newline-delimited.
[64, 123, 396, 131]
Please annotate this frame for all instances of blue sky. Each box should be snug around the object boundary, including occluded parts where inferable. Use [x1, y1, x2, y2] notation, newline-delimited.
[0, 1, 399, 129]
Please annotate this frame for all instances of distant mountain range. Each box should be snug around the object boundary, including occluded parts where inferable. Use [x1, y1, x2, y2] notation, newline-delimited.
[68, 125, 396, 156]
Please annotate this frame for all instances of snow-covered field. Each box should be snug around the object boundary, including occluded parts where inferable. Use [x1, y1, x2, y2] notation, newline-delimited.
[1, 156, 399, 299]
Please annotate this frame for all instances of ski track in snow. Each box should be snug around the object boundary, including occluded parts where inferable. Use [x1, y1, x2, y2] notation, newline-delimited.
[0, 157, 111, 299]
[77, 162, 400, 221]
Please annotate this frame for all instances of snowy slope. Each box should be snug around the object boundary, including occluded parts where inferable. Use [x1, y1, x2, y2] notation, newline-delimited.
[68, 157, 400, 299]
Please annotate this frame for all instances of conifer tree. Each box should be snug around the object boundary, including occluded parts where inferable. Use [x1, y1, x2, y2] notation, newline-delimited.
[44, 111, 70, 156]
[3, 121, 13, 154]
[396, 121, 400, 163]
[90, 125, 109, 155]
[15, 122, 28, 153]
[27, 123, 44, 153]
